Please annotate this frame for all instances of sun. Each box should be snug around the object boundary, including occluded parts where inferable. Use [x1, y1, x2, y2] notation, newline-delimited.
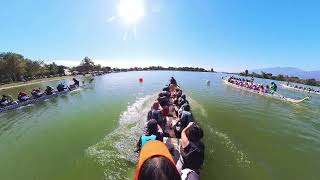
[117, 0, 145, 25]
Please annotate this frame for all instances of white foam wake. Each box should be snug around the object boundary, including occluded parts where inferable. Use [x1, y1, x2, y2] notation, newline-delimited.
[86, 94, 157, 180]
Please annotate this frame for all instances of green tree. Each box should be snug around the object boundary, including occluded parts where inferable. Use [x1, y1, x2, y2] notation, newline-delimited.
[77, 57, 95, 73]
[57, 65, 66, 76]
[305, 79, 317, 86]
[0, 52, 26, 82]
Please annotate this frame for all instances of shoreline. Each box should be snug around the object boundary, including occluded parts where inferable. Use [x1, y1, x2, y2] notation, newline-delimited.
[0, 76, 76, 91]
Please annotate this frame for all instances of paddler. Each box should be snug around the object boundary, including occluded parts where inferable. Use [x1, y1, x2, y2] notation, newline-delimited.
[57, 83, 67, 92]
[31, 88, 44, 98]
[178, 94, 189, 108]
[45, 86, 54, 95]
[72, 78, 80, 87]
[134, 141, 181, 180]
[175, 104, 193, 138]
[176, 122, 204, 177]
[18, 91, 29, 101]
[135, 119, 164, 153]
[270, 82, 278, 94]
[147, 102, 165, 128]
[170, 77, 177, 85]
[0, 95, 13, 107]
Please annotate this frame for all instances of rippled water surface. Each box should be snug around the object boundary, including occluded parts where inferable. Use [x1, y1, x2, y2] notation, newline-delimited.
[0, 71, 319, 180]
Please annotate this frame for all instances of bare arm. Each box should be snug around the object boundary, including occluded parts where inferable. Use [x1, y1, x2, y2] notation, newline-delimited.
[157, 124, 163, 133]
[181, 122, 194, 148]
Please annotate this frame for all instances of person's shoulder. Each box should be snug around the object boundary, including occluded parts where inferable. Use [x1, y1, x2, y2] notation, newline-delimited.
[181, 169, 199, 180]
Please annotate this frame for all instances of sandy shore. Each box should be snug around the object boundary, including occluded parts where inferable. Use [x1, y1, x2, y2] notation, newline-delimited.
[0, 76, 77, 90]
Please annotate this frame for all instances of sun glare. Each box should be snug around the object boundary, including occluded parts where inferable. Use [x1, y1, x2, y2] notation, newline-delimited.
[118, 0, 145, 25]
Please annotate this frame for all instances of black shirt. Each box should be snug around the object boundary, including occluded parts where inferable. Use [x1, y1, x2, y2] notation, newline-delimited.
[181, 141, 205, 171]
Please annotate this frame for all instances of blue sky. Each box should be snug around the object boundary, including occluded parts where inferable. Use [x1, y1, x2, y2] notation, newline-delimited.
[0, 0, 319, 72]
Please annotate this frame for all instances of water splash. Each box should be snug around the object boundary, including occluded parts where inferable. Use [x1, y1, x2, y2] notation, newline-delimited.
[86, 94, 157, 179]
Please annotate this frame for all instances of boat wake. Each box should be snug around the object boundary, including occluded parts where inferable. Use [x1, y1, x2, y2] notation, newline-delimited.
[189, 97, 251, 168]
[86, 94, 157, 180]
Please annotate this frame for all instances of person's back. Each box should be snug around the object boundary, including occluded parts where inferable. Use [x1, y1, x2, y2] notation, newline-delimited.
[180, 141, 204, 172]
[141, 134, 157, 147]
[147, 109, 163, 123]
[177, 123, 205, 175]
[158, 95, 169, 107]
[136, 119, 164, 152]
[180, 111, 193, 125]
[170, 77, 177, 85]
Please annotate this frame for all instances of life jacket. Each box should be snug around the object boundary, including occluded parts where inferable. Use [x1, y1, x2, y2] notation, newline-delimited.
[141, 135, 156, 147]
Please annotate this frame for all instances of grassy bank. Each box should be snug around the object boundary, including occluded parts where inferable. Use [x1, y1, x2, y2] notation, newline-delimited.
[0, 76, 76, 90]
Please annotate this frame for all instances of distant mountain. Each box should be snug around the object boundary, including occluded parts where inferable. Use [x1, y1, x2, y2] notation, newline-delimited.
[250, 67, 320, 80]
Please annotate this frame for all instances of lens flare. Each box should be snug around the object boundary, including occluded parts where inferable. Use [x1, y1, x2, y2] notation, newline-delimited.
[118, 0, 145, 25]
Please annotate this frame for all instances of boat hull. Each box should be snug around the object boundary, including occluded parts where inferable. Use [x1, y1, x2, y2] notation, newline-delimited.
[223, 80, 309, 104]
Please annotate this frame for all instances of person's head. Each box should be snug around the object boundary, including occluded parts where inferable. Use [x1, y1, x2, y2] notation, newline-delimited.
[147, 119, 158, 134]
[184, 104, 190, 111]
[73, 78, 76, 81]
[152, 101, 160, 110]
[185, 124, 203, 143]
[135, 141, 181, 180]
[181, 94, 186, 100]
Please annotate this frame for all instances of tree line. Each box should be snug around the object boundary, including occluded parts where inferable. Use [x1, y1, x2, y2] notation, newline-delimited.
[0, 52, 214, 85]
[0, 52, 67, 84]
[240, 69, 320, 87]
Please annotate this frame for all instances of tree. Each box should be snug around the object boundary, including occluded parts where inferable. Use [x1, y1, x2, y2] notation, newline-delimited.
[275, 74, 285, 81]
[25, 59, 44, 79]
[57, 65, 66, 76]
[77, 57, 95, 73]
[47, 62, 58, 76]
[0, 52, 26, 82]
[305, 79, 317, 86]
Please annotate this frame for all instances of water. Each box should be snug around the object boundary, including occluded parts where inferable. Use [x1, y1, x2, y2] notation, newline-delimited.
[0, 71, 319, 180]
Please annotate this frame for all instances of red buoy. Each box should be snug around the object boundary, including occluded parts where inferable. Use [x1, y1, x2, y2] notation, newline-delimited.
[139, 78, 144, 83]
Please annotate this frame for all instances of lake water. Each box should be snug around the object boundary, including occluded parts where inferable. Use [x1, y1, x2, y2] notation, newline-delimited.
[0, 71, 319, 180]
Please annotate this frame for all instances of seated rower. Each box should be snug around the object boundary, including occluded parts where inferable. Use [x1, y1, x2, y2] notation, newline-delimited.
[135, 141, 181, 180]
[0, 95, 12, 107]
[135, 119, 165, 153]
[270, 82, 278, 94]
[158, 92, 170, 107]
[57, 83, 67, 92]
[147, 102, 165, 128]
[73, 78, 80, 87]
[170, 77, 177, 85]
[31, 88, 44, 98]
[45, 86, 55, 95]
[18, 91, 30, 102]
[163, 85, 170, 92]
[174, 104, 193, 138]
[176, 122, 205, 176]
[178, 95, 189, 108]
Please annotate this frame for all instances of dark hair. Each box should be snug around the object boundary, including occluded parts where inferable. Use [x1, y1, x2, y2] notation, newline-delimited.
[147, 119, 158, 134]
[138, 156, 181, 180]
[184, 104, 190, 111]
[185, 124, 203, 143]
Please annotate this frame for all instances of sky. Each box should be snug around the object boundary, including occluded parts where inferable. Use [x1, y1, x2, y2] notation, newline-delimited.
[0, 0, 319, 72]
